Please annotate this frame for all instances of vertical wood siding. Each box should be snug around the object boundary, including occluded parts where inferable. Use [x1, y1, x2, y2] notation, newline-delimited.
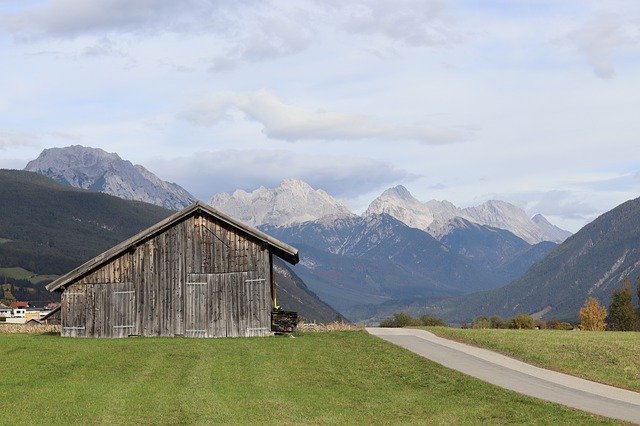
[61, 214, 272, 338]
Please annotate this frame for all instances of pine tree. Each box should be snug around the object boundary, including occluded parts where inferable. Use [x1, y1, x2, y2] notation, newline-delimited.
[579, 297, 607, 331]
[608, 278, 635, 331]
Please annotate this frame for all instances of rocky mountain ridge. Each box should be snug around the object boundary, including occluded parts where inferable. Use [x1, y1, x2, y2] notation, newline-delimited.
[210, 179, 354, 227]
[25, 145, 195, 210]
[366, 185, 571, 244]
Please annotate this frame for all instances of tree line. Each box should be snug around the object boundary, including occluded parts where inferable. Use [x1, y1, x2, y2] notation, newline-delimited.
[379, 276, 640, 331]
[579, 276, 640, 331]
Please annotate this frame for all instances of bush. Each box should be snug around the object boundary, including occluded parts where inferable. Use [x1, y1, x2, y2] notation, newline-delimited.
[534, 320, 547, 329]
[489, 315, 505, 329]
[472, 316, 490, 329]
[555, 322, 574, 330]
[379, 312, 448, 327]
[379, 313, 420, 328]
[508, 314, 535, 329]
[418, 315, 448, 327]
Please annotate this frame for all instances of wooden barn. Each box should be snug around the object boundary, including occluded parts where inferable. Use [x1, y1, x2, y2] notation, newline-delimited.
[46, 202, 299, 338]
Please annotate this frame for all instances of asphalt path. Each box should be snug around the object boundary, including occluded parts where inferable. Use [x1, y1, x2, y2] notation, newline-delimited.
[366, 327, 640, 424]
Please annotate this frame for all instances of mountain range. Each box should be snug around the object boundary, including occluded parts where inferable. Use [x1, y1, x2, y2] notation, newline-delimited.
[366, 186, 571, 244]
[25, 146, 570, 247]
[262, 213, 556, 320]
[425, 195, 640, 323]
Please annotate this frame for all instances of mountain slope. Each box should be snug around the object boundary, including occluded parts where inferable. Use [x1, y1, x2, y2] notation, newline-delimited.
[0, 169, 173, 274]
[262, 214, 555, 320]
[431, 196, 640, 322]
[273, 258, 344, 323]
[0, 170, 335, 322]
[532, 214, 573, 243]
[210, 179, 353, 227]
[25, 145, 195, 210]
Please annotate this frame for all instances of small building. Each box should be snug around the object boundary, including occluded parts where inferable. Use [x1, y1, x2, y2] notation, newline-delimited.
[10, 301, 29, 309]
[46, 202, 299, 338]
[0, 303, 11, 318]
[25, 310, 43, 322]
[11, 308, 26, 318]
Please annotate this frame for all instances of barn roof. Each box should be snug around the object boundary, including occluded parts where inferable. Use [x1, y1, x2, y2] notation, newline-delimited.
[46, 201, 299, 292]
[39, 305, 61, 321]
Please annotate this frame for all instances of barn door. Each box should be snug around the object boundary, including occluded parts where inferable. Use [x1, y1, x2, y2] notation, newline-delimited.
[222, 271, 269, 337]
[112, 282, 136, 338]
[185, 281, 208, 337]
[61, 286, 87, 337]
[185, 272, 269, 338]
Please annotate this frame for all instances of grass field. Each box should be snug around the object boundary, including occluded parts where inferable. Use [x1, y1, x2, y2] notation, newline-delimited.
[427, 327, 640, 392]
[0, 266, 58, 283]
[0, 331, 617, 424]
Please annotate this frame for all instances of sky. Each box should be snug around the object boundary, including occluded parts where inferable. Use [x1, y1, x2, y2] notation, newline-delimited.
[1, 0, 639, 232]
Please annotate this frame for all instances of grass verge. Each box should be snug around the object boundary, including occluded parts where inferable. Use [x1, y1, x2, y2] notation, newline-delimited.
[0, 331, 618, 424]
[426, 327, 640, 392]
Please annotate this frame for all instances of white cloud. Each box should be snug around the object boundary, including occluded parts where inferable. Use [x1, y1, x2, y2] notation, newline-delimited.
[0, 131, 38, 149]
[322, 0, 458, 47]
[2, 0, 459, 70]
[564, 12, 639, 78]
[82, 36, 125, 57]
[180, 90, 466, 144]
[1, 0, 213, 39]
[146, 149, 417, 200]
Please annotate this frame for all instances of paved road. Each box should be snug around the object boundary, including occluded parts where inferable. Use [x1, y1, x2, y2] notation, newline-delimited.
[366, 327, 640, 423]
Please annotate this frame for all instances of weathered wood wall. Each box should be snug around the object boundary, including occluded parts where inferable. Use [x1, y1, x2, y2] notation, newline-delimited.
[61, 214, 272, 338]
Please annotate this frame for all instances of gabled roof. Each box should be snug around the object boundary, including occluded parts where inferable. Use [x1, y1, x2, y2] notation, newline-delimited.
[46, 201, 299, 292]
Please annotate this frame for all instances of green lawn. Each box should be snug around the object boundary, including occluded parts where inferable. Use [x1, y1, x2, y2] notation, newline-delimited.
[0, 331, 616, 424]
[427, 327, 640, 392]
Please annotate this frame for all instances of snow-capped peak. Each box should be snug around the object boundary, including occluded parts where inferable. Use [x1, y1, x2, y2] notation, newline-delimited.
[210, 179, 353, 227]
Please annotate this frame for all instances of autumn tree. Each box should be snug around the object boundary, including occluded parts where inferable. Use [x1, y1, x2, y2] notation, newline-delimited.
[579, 297, 607, 331]
[608, 278, 635, 331]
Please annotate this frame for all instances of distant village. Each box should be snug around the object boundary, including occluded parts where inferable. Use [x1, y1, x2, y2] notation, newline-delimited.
[0, 301, 60, 325]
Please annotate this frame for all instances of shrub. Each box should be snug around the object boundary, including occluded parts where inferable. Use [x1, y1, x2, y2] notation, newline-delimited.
[489, 315, 505, 329]
[553, 321, 573, 330]
[534, 320, 547, 329]
[418, 315, 448, 327]
[508, 314, 535, 329]
[379, 313, 420, 328]
[472, 316, 490, 329]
